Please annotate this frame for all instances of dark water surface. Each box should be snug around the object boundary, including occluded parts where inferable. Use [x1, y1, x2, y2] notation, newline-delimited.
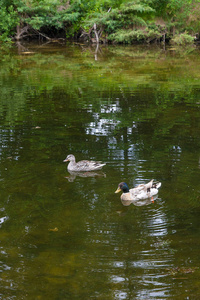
[0, 42, 200, 299]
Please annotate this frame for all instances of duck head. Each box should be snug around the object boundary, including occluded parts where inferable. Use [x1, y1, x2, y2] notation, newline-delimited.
[63, 154, 75, 163]
[115, 182, 129, 193]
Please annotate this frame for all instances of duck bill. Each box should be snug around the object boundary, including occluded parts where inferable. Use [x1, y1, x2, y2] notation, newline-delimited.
[115, 187, 121, 193]
[63, 159, 69, 162]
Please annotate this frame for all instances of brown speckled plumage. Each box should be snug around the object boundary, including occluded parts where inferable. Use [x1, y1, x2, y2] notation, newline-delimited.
[63, 154, 106, 172]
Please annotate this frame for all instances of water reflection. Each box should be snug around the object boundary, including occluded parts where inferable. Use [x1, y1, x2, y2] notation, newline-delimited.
[0, 43, 200, 299]
[86, 103, 121, 136]
[65, 170, 106, 182]
[121, 194, 158, 206]
[109, 201, 173, 299]
[147, 208, 169, 237]
[0, 216, 9, 226]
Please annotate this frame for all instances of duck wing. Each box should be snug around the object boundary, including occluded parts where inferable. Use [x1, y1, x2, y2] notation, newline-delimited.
[129, 180, 161, 200]
[76, 160, 105, 171]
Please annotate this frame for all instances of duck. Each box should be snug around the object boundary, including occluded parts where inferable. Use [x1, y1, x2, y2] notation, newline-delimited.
[115, 179, 161, 201]
[63, 154, 106, 172]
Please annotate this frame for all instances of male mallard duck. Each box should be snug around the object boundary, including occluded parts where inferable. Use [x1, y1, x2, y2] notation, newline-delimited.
[115, 179, 161, 201]
[63, 154, 106, 172]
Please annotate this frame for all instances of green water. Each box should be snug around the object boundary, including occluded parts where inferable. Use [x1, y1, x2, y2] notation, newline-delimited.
[0, 42, 200, 299]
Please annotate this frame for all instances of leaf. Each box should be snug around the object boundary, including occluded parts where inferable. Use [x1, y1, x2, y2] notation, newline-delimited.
[48, 227, 58, 232]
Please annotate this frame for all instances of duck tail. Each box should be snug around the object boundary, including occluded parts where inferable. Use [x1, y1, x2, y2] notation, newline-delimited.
[152, 181, 161, 189]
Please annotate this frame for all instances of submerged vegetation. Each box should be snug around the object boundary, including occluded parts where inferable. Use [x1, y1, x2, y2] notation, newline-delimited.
[0, 0, 200, 44]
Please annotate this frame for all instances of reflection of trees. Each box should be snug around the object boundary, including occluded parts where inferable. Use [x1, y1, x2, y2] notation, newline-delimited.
[85, 90, 200, 186]
[0, 45, 200, 298]
[82, 197, 171, 299]
[0, 44, 199, 209]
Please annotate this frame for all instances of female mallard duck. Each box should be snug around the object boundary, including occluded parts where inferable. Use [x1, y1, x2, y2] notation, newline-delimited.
[115, 179, 161, 201]
[63, 154, 106, 172]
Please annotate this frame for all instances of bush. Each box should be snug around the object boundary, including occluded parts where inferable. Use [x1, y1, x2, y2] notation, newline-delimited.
[0, 0, 199, 44]
[108, 27, 163, 43]
[0, 3, 19, 42]
[171, 33, 195, 45]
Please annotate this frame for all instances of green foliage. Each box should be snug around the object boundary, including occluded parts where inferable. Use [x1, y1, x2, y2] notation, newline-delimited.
[146, 0, 169, 15]
[0, 0, 83, 40]
[24, 11, 80, 31]
[171, 32, 195, 45]
[0, 0, 200, 43]
[160, 0, 195, 35]
[120, 2, 154, 14]
[108, 29, 147, 43]
[83, 0, 156, 39]
[0, 1, 19, 42]
[166, 0, 192, 17]
[87, 0, 125, 11]
[108, 27, 162, 43]
[186, 1, 200, 33]
[19, 0, 81, 30]
[83, 0, 200, 44]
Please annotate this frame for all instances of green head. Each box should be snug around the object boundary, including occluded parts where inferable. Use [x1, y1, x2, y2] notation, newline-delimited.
[115, 182, 129, 193]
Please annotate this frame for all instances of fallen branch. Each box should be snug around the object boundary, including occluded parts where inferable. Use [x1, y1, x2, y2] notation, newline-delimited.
[15, 25, 30, 40]
[33, 29, 52, 40]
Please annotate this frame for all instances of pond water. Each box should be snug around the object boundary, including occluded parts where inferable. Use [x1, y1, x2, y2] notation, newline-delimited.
[0, 42, 200, 299]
